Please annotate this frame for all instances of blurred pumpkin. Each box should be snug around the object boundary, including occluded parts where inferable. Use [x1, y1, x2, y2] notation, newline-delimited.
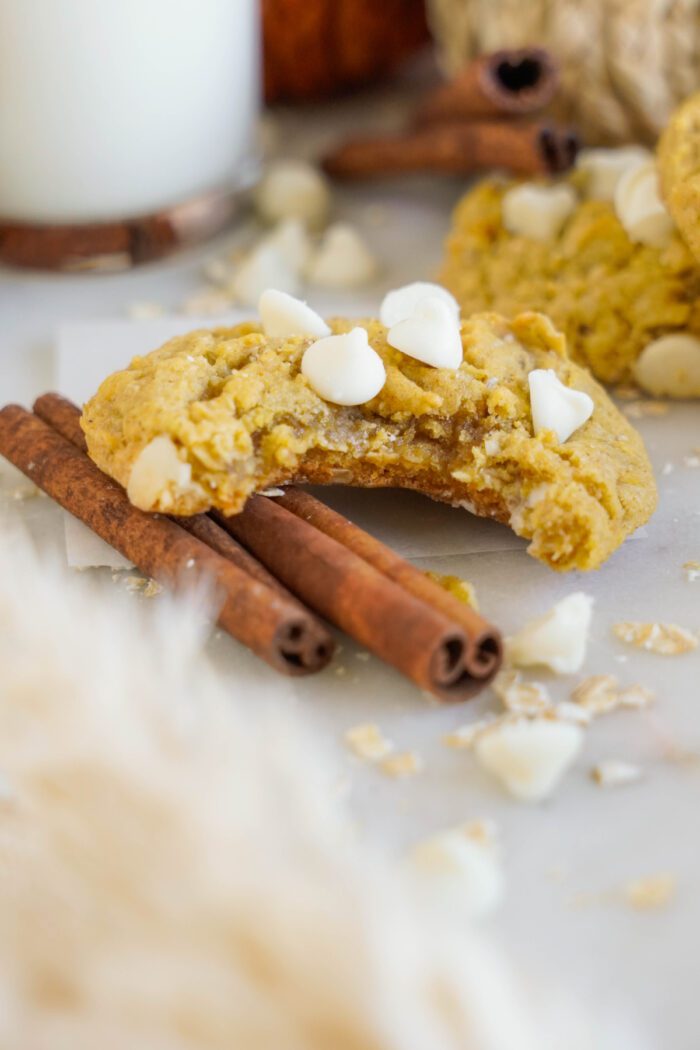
[263, 0, 430, 103]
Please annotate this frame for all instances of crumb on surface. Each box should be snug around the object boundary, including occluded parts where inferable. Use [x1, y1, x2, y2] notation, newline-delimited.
[612, 621, 698, 655]
[591, 760, 643, 787]
[492, 669, 552, 716]
[344, 723, 393, 761]
[425, 571, 478, 609]
[624, 874, 676, 910]
[380, 751, 423, 778]
[622, 400, 670, 419]
[683, 560, 700, 582]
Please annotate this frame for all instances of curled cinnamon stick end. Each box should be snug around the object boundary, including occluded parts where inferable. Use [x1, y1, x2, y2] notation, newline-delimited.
[275, 487, 502, 681]
[415, 48, 560, 126]
[32, 393, 333, 672]
[215, 497, 496, 702]
[323, 120, 579, 180]
[0, 403, 334, 676]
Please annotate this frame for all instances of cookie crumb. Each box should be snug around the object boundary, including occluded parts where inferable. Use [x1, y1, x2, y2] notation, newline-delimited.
[624, 874, 676, 910]
[443, 716, 497, 749]
[492, 670, 552, 715]
[380, 751, 423, 778]
[613, 621, 698, 655]
[683, 560, 700, 582]
[345, 723, 393, 761]
[425, 571, 478, 609]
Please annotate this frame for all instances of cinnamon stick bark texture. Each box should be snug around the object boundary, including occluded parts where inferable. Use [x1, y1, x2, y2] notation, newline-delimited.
[32, 394, 305, 605]
[0, 405, 334, 676]
[323, 120, 579, 179]
[415, 48, 560, 125]
[214, 497, 488, 701]
[275, 487, 501, 679]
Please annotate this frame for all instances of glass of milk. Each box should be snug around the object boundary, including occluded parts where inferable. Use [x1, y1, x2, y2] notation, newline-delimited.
[0, 0, 260, 269]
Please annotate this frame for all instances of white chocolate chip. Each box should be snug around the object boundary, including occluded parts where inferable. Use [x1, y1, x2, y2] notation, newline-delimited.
[474, 718, 583, 803]
[528, 369, 594, 443]
[387, 296, 462, 369]
[614, 160, 674, 248]
[254, 159, 330, 229]
[231, 241, 300, 306]
[507, 592, 594, 674]
[258, 289, 330, 339]
[305, 223, 378, 289]
[632, 334, 700, 398]
[577, 146, 652, 201]
[301, 327, 386, 406]
[127, 436, 195, 512]
[261, 218, 312, 274]
[501, 183, 577, 240]
[410, 822, 504, 918]
[380, 281, 460, 328]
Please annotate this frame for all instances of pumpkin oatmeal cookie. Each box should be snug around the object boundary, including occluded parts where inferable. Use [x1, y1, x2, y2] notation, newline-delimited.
[439, 179, 700, 387]
[82, 312, 656, 573]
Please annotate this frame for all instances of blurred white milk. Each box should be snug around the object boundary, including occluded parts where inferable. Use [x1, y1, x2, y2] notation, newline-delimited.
[0, 0, 259, 222]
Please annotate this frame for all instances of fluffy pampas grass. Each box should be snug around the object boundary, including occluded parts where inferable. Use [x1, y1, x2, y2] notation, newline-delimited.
[0, 525, 614, 1050]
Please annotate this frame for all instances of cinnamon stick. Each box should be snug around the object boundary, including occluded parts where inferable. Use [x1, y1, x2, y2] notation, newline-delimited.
[323, 119, 579, 180]
[214, 498, 492, 701]
[33, 394, 301, 604]
[415, 48, 560, 126]
[0, 404, 334, 676]
[273, 487, 501, 679]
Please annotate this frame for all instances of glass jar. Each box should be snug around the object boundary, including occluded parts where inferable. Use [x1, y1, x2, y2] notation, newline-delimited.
[0, 0, 260, 270]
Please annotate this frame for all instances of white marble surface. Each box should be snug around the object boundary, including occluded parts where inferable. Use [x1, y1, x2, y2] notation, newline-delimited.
[1, 83, 700, 1049]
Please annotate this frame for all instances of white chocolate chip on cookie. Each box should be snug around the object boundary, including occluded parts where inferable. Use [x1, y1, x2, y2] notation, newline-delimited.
[632, 334, 700, 398]
[614, 160, 674, 248]
[577, 146, 652, 201]
[258, 289, 330, 339]
[380, 281, 460, 328]
[127, 435, 195, 512]
[387, 296, 462, 369]
[502, 183, 577, 241]
[301, 327, 386, 405]
[528, 369, 594, 443]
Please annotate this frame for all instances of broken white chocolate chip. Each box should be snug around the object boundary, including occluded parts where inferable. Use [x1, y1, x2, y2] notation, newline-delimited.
[507, 592, 594, 674]
[491, 670, 552, 715]
[387, 296, 462, 369]
[632, 334, 700, 399]
[254, 159, 330, 229]
[410, 821, 504, 917]
[592, 760, 643, 787]
[231, 241, 300, 306]
[305, 223, 377, 289]
[127, 436, 196, 512]
[380, 281, 460, 328]
[612, 621, 698, 655]
[474, 718, 583, 802]
[614, 160, 674, 248]
[528, 369, 594, 443]
[261, 218, 312, 274]
[345, 722, 393, 761]
[258, 289, 330, 339]
[577, 146, 652, 201]
[301, 327, 386, 406]
[502, 182, 577, 240]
